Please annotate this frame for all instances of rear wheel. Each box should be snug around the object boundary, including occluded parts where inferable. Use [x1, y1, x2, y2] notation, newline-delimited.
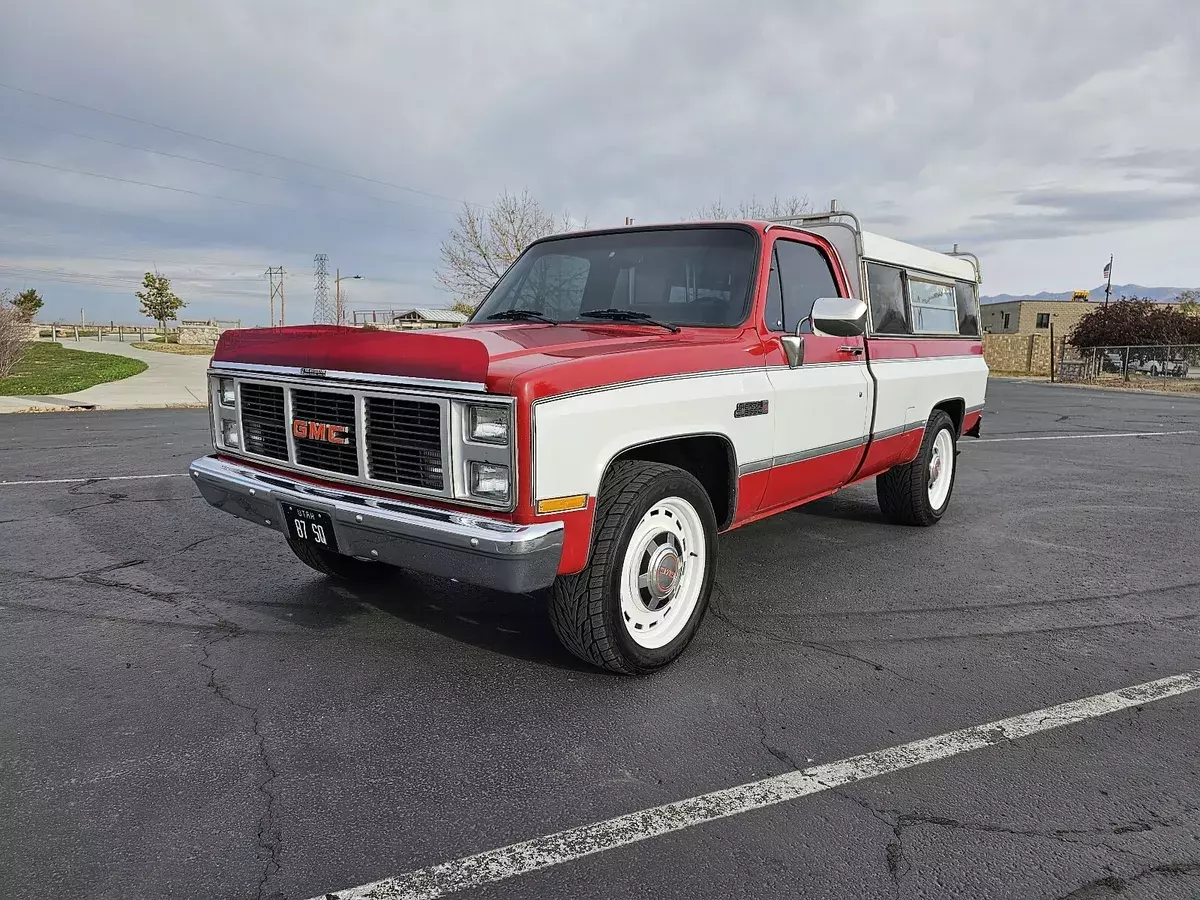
[876, 410, 958, 526]
[286, 536, 389, 582]
[549, 461, 717, 675]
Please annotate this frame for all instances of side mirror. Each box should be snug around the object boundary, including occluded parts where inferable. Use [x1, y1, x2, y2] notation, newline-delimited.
[811, 297, 868, 337]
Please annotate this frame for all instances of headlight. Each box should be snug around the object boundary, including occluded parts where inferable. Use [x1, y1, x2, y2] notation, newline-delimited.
[221, 418, 240, 448]
[469, 461, 510, 501]
[219, 378, 236, 406]
[468, 406, 509, 445]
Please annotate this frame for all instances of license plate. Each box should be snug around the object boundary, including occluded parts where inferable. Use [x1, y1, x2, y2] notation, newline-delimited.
[281, 503, 338, 552]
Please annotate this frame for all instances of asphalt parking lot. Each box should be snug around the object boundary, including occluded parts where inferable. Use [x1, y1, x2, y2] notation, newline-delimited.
[2, 379, 1198, 900]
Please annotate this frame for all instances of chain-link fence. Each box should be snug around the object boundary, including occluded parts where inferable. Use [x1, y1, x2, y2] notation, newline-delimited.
[1058, 344, 1200, 384]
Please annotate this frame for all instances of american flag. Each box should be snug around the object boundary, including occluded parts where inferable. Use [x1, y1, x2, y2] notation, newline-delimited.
[1103, 261, 1112, 278]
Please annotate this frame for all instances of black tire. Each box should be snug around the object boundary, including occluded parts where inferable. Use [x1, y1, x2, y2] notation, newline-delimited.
[549, 461, 718, 675]
[286, 536, 389, 582]
[876, 410, 958, 527]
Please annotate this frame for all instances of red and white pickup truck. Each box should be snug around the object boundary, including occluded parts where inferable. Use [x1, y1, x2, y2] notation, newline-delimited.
[192, 212, 986, 673]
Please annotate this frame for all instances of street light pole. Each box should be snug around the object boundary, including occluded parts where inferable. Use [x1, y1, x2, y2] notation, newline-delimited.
[333, 270, 363, 325]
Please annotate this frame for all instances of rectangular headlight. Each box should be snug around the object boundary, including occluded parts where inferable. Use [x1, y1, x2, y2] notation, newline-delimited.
[468, 406, 509, 445]
[221, 418, 240, 448]
[469, 461, 510, 501]
[219, 377, 236, 406]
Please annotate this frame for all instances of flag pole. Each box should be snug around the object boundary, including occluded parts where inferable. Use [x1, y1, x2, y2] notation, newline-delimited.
[1104, 254, 1113, 307]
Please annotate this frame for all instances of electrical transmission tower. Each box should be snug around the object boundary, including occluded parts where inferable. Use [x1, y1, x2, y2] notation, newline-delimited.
[265, 266, 286, 326]
[313, 254, 334, 324]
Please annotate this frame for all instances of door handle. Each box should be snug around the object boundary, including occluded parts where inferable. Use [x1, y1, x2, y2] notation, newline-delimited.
[837, 345, 864, 356]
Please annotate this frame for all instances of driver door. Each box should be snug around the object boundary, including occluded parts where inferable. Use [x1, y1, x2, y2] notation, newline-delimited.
[758, 236, 872, 513]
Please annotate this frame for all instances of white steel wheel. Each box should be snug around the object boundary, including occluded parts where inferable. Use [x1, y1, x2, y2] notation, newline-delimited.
[927, 427, 955, 511]
[618, 497, 707, 649]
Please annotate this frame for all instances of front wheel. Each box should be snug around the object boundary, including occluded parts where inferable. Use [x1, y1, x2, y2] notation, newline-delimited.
[876, 410, 958, 526]
[549, 461, 717, 675]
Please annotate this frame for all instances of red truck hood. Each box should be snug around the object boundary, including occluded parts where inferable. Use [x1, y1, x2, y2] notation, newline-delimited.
[213, 323, 754, 394]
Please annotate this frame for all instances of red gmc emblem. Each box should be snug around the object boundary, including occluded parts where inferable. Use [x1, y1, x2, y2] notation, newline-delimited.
[292, 419, 352, 446]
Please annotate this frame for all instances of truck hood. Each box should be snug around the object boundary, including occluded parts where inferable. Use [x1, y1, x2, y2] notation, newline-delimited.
[212, 323, 753, 394]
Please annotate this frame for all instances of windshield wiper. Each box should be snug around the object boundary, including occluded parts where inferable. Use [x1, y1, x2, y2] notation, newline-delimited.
[578, 308, 680, 333]
[486, 309, 558, 325]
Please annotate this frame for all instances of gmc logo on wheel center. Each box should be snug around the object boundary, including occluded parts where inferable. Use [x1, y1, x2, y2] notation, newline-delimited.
[292, 419, 352, 445]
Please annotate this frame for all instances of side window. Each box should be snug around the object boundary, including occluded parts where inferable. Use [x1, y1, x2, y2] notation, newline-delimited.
[909, 279, 959, 333]
[866, 262, 908, 334]
[763, 250, 783, 331]
[772, 240, 839, 333]
[954, 280, 981, 336]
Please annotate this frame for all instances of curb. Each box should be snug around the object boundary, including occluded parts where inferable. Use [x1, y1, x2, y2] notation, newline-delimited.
[0, 402, 208, 415]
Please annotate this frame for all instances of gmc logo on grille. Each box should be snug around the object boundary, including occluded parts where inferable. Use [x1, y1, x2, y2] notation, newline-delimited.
[292, 419, 352, 446]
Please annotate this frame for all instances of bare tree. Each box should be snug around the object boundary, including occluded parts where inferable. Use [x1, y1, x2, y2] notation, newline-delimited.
[0, 291, 30, 379]
[693, 194, 813, 221]
[436, 190, 585, 309]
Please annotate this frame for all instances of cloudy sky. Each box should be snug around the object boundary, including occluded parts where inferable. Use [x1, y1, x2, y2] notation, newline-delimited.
[1, 0, 1197, 325]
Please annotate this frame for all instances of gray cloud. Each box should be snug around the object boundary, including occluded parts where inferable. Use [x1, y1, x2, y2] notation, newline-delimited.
[1, 0, 1198, 322]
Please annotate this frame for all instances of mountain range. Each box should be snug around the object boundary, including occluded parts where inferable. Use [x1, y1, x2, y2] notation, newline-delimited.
[980, 284, 1195, 305]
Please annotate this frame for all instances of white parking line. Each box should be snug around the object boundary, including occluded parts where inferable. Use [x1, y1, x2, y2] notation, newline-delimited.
[974, 429, 1197, 444]
[311, 670, 1200, 900]
[0, 473, 188, 487]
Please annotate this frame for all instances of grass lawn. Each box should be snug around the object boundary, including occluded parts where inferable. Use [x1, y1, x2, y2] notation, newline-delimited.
[132, 342, 214, 356]
[0, 342, 148, 396]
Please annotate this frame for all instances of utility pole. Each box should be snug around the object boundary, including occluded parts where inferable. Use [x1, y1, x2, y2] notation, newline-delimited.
[313, 254, 333, 324]
[265, 267, 286, 327]
[334, 270, 362, 325]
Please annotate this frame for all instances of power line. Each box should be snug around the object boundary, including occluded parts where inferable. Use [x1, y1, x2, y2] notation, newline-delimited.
[8, 116, 457, 216]
[0, 154, 438, 231]
[0, 81, 479, 208]
[0, 217, 437, 267]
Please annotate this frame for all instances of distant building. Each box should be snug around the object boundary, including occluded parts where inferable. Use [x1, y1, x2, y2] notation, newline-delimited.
[391, 308, 469, 330]
[981, 299, 1101, 336]
[351, 308, 469, 329]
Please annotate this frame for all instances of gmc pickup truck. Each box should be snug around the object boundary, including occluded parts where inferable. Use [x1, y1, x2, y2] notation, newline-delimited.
[192, 211, 986, 673]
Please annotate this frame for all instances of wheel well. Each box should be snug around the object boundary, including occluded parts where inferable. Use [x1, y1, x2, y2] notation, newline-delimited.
[606, 434, 736, 530]
[933, 398, 966, 436]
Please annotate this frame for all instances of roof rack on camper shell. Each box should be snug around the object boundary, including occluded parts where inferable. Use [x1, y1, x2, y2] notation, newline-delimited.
[766, 202, 981, 300]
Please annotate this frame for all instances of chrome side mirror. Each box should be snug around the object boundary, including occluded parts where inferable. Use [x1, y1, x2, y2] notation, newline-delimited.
[811, 297, 868, 337]
[781, 334, 805, 368]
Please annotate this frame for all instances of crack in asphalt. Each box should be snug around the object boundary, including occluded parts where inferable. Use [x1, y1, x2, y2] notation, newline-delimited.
[709, 580, 942, 692]
[830, 788, 1199, 895]
[3, 550, 283, 899]
[835, 612, 1200, 645]
[1056, 862, 1200, 898]
[198, 636, 282, 900]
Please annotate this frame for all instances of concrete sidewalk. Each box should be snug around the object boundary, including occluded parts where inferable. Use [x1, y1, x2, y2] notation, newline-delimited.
[0, 338, 211, 414]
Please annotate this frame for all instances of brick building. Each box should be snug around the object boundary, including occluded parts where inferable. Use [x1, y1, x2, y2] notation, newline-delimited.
[981, 299, 1101, 336]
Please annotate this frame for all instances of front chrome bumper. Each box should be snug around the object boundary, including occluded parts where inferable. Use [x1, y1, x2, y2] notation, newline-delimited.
[189, 455, 563, 593]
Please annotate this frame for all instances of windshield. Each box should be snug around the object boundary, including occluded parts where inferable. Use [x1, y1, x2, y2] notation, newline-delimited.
[471, 227, 758, 327]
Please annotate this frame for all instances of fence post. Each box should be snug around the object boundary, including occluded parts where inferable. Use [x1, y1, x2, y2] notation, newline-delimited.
[1122, 346, 1129, 381]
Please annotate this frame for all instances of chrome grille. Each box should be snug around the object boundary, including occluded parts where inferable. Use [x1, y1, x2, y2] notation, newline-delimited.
[218, 373, 514, 508]
[238, 383, 288, 460]
[291, 388, 359, 476]
[365, 397, 444, 490]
